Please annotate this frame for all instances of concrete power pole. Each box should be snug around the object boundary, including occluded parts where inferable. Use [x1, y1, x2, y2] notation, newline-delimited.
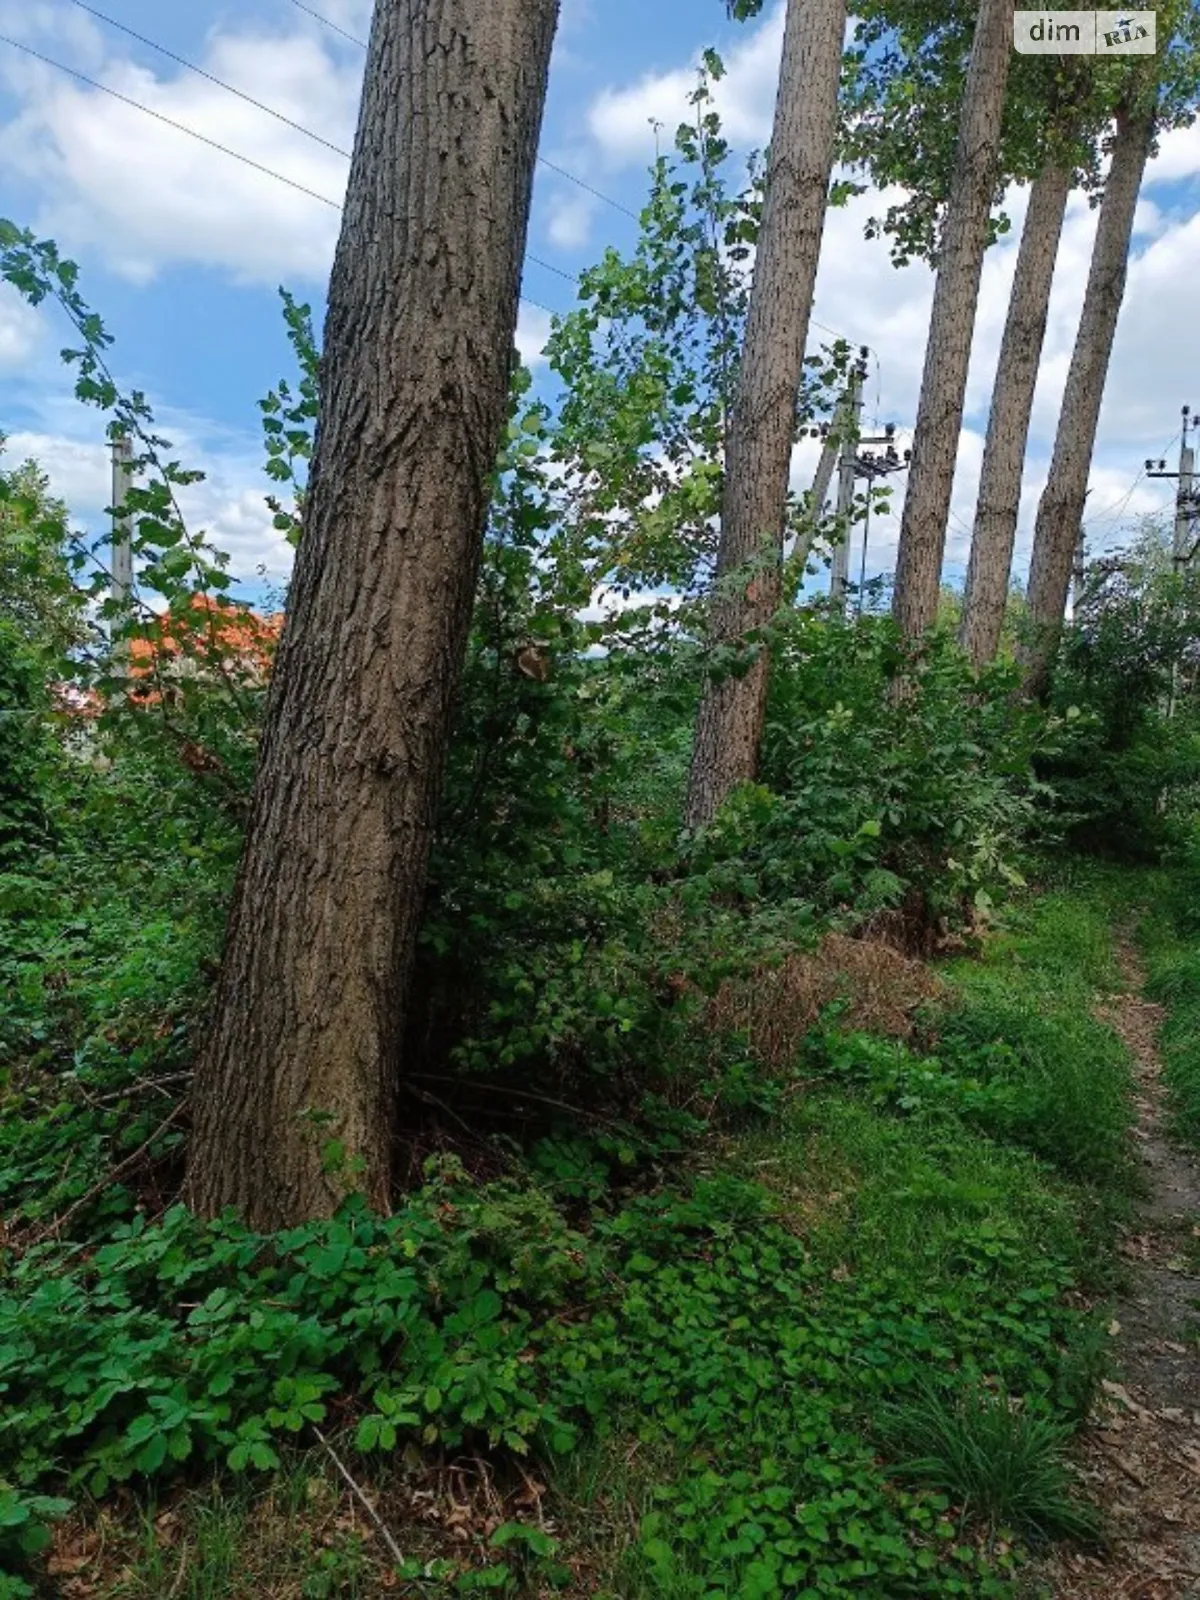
[789, 418, 842, 581]
[793, 356, 867, 582]
[1071, 525, 1087, 613]
[110, 433, 134, 635]
[830, 359, 866, 610]
[809, 424, 841, 518]
[1174, 411, 1196, 567]
[1147, 404, 1200, 569]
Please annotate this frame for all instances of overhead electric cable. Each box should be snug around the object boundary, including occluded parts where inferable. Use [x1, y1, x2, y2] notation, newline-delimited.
[0, 33, 563, 317]
[54, 2, 870, 356]
[0, 33, 344, 207]
[66, 0, 354, 158]
[282, 0, 367, 49]
[280, 0, 640, 218]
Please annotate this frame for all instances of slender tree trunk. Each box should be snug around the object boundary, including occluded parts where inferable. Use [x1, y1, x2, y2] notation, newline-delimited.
[892, 0, 1014, 641]
[960, 161, 1072, 666]
[185, 0, 560, 1228]
[684, 0, 846, 829]
[1018, 105, 1153, 700]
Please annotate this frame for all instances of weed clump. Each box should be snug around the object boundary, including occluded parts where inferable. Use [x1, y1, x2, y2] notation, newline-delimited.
[878, 1384, 1100, 1544]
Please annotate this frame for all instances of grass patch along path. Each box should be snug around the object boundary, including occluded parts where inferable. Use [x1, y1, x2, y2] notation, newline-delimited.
[1036, 927, 1200, 1598]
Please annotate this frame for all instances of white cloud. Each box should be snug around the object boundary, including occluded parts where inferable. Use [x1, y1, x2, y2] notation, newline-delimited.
[588, 3, 785, 169]
[1146, 121, 1200, 186]
[4, 422, 295, 582]
[0, 283, 43, 372]
[0, 5, 356, 285]
[516, 302, 554, 369]
[544, 190, 598, 251]
[2, 428, 107, 509]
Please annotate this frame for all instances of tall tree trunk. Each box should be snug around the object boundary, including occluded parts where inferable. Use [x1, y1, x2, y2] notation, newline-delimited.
[185, 0, 559, 1228]
[960, 161, 1071, 666]
[1018, 104, 1153, 700]
[892, 0, 1014, 641]
[684, 0, 846, 829]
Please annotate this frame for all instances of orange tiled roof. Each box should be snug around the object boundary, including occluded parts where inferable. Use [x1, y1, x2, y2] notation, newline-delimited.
[128, 595, 282, 680]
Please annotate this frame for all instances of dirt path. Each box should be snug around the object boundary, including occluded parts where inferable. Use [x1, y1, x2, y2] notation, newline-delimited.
[1039, 937, 1200, 1598]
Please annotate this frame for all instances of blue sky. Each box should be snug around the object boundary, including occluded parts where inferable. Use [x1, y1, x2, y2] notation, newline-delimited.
[0, 0, 1197, 599]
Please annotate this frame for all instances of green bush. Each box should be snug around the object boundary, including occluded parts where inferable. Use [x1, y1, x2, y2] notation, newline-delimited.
[0, 1168, 590, 1499]
[933, 987, 1133, 1188]
[1045, 529, 1200, 859]
[0, 623, 57, 868]
[752, 616, 1043, 929]
[1146, 936, 1200, 1144]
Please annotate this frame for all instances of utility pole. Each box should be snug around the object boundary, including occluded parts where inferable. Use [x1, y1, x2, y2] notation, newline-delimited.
[809, 422, 841, 518]
[110, 433, 134, 656]
[793, 349, 867, 585]
[1071, 524, 1086, 613]
[1146, 406, 1200, 721]
[1175, 411, 1195, 567]
[852, 425, 911, 614]
[830, 357, 866, 610]
[1147, 404, 1200, 569]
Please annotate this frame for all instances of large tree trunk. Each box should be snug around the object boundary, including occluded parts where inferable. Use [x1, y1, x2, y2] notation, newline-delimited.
[1018, 105, 1152, 700]
[185, 0, 559, 1228]
[684, 0, 846, 829]
[891, 0, 1014, 641]
[960, 161, 1072, 666]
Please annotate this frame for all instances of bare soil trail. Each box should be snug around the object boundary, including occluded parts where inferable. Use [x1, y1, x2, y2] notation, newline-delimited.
[1039, 935, 1200, 1598]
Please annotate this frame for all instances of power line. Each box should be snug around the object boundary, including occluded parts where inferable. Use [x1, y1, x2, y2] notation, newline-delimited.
[278, 0, 640, 220]
[1, 27, 871, 361]
[1083, 430, 1183, 532]
[49, 12, 584, 299]
[525, 253, 577, 284]
[534, 155, 639, 220]
[66, 0, 354, 158]
[283, 0, 367, 49]
[0, 33, 345, 208]
[1083, 474, 1147, 534]
[66, 0, 631, 234]
[0, 33, 563, 319]
[51, 3, 866, 357]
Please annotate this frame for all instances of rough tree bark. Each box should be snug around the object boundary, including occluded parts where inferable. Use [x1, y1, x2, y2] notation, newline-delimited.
[891, 0, 1014, 642]
[185, 0, 560, 1228]
[960, 161, 1072, 666]
[1018, 104, 1153, 700]
[683, 0, 846, 830]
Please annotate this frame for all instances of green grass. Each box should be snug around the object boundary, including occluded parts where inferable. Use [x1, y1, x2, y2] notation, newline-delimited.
[60, 1464, 388, 1599]
[4, 880, 1141, 1600]
[540, 883, 1136, 1597]
[1142, 889, 1200, 1146]
[878, 1385, 1100, 1544]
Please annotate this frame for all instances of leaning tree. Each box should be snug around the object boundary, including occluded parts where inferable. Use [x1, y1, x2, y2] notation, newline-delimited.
[1019, 1, 1200, 699]
[186, 0, 560, 1227]
[685, 0, 848, 828]
[883, 0, 1015, 642]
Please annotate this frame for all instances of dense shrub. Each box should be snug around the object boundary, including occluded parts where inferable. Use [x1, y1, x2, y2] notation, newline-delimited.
[1045, 530, 1200, 858]
[1146, 926, 1200, 1145]
[0, 623, 57, 868]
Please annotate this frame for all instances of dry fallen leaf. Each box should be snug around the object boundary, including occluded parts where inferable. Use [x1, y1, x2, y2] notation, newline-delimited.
[1102, 1379, 1153, 1419]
